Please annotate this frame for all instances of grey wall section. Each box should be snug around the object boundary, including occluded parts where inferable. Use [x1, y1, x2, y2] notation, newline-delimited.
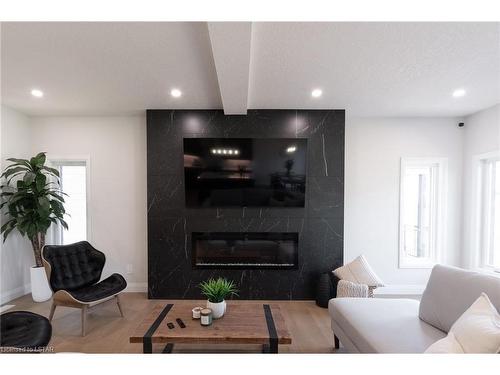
[147, 109, 345, 299]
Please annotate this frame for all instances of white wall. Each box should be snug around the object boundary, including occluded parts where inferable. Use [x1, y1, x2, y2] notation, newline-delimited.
[0, 105, 34, 303]
[461, 104, 500, 268]
[345, 116, 464, 285]
[1, 107, 490, 302]
[30, 115, 148, 291]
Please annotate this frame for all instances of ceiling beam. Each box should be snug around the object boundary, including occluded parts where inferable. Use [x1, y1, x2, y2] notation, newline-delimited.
[207, 22, 252, 115]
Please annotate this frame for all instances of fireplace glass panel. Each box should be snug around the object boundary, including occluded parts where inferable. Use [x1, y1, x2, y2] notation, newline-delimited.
[192, 232, 298, 269]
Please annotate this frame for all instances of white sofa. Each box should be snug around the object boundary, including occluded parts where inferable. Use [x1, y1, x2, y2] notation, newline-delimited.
[328, 265, 500, 353]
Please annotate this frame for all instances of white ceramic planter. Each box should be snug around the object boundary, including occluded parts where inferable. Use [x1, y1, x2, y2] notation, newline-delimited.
[207, 300, 226, 319]
[30, 266, 52, 302]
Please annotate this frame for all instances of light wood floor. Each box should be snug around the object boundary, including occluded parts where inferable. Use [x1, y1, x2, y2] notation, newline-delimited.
[5, 293, 337, 353]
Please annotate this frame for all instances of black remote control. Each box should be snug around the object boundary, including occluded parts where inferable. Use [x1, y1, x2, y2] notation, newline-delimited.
[167, 322, 175, 329]
[176, 318, 186, 328]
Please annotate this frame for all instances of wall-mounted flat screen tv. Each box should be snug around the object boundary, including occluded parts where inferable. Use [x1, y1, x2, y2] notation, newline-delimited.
[184, 138, 307, 207]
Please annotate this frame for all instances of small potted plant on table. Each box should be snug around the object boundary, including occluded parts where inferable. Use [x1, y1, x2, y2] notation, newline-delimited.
[199, 277, 239, 319]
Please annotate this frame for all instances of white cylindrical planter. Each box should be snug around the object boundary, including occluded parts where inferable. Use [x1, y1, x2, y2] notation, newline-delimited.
[30, 266, 52, 302]
[207, 300, 226, 319]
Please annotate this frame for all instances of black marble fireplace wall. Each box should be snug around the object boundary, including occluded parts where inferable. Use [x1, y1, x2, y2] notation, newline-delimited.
[147, 109, 345, 299]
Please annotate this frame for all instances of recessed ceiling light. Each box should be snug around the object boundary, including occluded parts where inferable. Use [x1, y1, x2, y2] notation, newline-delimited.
[170, 88, 182, 98]
[452, 88, 466, 98]
[311, 89, 322, 98]
[31, 89, 44, 98]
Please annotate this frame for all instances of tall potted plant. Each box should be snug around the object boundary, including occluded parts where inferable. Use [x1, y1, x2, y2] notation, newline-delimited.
[1, 152, 68, 302]
[199, 277, 239, 319]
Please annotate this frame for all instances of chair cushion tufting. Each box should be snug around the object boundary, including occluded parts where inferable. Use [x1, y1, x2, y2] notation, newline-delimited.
[1, 311, 52, 350]
[68, 273, 127, 303]
[43, 241, 105, 291]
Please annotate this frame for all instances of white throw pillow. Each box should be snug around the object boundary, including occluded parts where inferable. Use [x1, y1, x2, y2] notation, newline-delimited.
[336, 280, 369, 298]
[425, 293, 500, 353]
[424, 332, 464, 353]
[333, 255, 385, 287]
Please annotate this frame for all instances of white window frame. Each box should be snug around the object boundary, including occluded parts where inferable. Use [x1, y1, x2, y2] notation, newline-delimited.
[472, 150, 500, 273]
[398, 157, 448, 269]
[47, 155, 92, 245]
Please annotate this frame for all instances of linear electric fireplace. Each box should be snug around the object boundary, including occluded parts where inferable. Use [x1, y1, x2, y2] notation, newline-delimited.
[192, 232, 299, 269]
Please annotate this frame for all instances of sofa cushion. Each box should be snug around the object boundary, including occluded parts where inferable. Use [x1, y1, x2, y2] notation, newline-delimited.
[333, 255, 385, 287]
[68, 273, 127, 303]
[425, 293, 500, 353]
[419, 265, 500, 333]
[329, 298, 446, 353]
[424, 332, 464, 353]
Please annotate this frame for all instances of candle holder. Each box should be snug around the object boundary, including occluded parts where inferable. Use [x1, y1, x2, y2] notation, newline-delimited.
[200, 308, 213, 326]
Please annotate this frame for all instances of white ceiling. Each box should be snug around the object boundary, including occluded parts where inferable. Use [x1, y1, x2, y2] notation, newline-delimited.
[1, 22, 499, 117]
[1, 22, 222, 115]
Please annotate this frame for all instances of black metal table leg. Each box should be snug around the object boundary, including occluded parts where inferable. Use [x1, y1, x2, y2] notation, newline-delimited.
[263, 304, 279, 354]
[269, 341, 278, 353]
[142, 304, 173, 354]
[162, 343, 174, 353]
[143, 340, 152, 354]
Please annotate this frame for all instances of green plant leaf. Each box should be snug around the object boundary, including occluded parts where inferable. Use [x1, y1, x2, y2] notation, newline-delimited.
[199, 277, 239, 303]
[0, 219, 15, 233]
[48, 191, 65, 202]
[50, 199, 65, 216]
[36, 152, 47, 165]
[3, 226, 16, 242]
[23, 172, 36, 185]
[6, 158, 31, 168]
[59, 219, 69, 230]
[30, 152, 47, 168]
[41, 166, 60, 177]
[6, 173, 26, 187]
[1, 166, 29, 179]
[35, 173, 47, 191]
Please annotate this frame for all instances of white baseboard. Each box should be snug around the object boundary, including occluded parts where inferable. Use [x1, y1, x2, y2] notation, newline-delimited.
[1, 283, 31, 305]
[125, 282, 147, 293]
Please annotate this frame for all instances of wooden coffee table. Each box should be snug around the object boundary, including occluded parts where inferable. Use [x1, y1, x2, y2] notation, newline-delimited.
[130, 302, 292, 353]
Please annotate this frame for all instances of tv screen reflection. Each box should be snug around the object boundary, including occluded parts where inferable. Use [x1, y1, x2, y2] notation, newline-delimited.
[183, 138, 307, 207]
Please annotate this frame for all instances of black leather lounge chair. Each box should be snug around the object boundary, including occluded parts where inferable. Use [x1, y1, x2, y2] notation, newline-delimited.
[42, 241, 127, 336]
[0, 311, 52, 352]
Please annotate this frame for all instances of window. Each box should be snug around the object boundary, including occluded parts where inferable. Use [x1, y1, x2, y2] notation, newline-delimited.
[399, 158, 447, 268]
[50, 160, 89, 245]
[478, 154, 500, 271]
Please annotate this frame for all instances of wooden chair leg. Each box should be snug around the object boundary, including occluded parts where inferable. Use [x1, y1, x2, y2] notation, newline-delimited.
[334, 334, 340, 349]
[49, 302, 57, 321]
[81, 305, 88, 336]
[116, 295, 124, 317]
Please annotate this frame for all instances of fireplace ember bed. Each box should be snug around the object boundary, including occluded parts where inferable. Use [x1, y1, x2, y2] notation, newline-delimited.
[191, 232, 299, 270]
